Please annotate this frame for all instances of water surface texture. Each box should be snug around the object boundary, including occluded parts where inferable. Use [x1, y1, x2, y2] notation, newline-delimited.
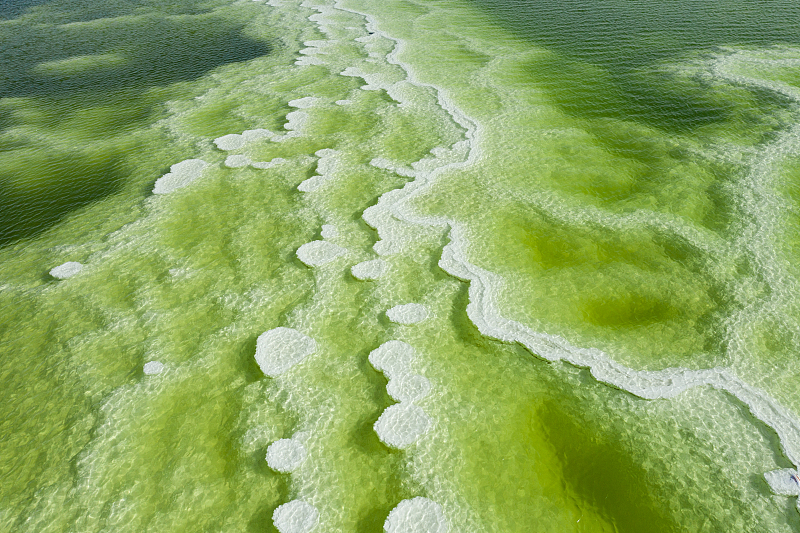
[2, 0, 800, 531]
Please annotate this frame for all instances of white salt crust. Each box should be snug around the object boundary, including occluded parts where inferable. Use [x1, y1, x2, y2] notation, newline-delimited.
[152, 159, 208, 194]
[320, 224, 338, 240]
[374, 403, 431, 449]
[296, 241, 346, 267]
[386, 373, 431, 403]
[351, 259, 387, 280]
[142, 361, 164, 375]
[369, 340, 416, 379]
[386, 303, 429, 325]
[765, 469, 800, 496]
[320, 0, 800, 501]
[225, 154, 251, 168]
[49, 261, 83, 279]
[255, 327, 317, 377]
[273, 500, 319, 533]
[214, 133, 245, 151]
[384, 497, 448, 533]
[266, 438, 307, 473]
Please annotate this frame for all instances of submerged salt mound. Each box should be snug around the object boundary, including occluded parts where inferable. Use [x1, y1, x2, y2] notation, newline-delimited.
[296, 241, 346, 267]
[386, 373, 431, 403]
[266, 438, 307, 473]
[351, 259, 386, 281]
[273, 500, 319, 533]
[384, 497, 448, 533]
[153, 159, 209, 194]
[143, 361, 164, 375]
[386, 303, 429, 325]
[765, 469, 800, 496]
[49, 261, 83, 279]
[255, 327, 317, 377]
[368, 340, 416, 379]
[374, 403, 431, 449]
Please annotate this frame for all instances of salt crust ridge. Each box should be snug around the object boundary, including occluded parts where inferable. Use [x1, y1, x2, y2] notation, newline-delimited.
[273, 500, 319, 533]
[49, 261, 83, 279]
[255, 327, 317, 377]
[322, 0, 800, 507]
[384, 497, 448, 533]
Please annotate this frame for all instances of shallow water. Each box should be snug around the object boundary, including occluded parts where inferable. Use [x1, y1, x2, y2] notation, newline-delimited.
[2, 0, 800, 531]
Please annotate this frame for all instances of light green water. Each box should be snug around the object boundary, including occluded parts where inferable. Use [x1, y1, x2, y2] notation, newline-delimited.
[2, 0, 800, 531]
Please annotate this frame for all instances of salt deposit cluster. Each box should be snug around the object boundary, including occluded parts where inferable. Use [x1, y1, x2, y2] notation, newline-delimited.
[369, 340, 432, 449]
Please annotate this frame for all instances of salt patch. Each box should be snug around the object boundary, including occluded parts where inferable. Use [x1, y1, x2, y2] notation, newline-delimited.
[368, 340, 416, 379]
[214, 134, 245, 151]
[374, 403, 431, 449]
[320, 224, 338, 240]
[255, 327, 317, 377]
[153, 159, 208, 194]
[273, 500, 319, 533]
[351, 259, 387, 281]
[49, 261, 83, 279]
[335, 99, 352, 105]
[266, 438, 307, 473]
[242, 129, 273, 142]
[143, 361, 164, 375]
[225, 154, 251, 168]
[386, 374, 431, 403]
[384, 497, 448, 533]
[765, 469, 800, 496]
[386, 303, 429, 325]
[296, 241, 346, 267]
[297, 176, 326, 192]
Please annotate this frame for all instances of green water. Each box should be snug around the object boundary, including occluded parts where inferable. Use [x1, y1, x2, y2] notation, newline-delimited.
[2, 0, 800, 531]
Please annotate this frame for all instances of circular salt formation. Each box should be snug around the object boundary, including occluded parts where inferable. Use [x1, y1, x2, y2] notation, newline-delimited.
[386, 303, 429, 325]
[49, 261, 83, 279]
[374, 403, 431, 449]
[368, 340, 415, 379]
[386, 374, 431, 403]
[143, 361, 164, 375]
[384, 497, 448, 533]
[273, 500, 319, 533]
[266, 438, 307, 473]
[225, 154, 251, 168]
[153, 159, 208, 194]
[255, 327, 317, 377]
[351, 259, 386, 281]
[213, 133, 245, 151]
[296, 241, 345, 267]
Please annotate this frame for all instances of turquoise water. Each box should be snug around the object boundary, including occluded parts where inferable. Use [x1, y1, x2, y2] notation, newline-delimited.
[2, 0, 800, 531]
